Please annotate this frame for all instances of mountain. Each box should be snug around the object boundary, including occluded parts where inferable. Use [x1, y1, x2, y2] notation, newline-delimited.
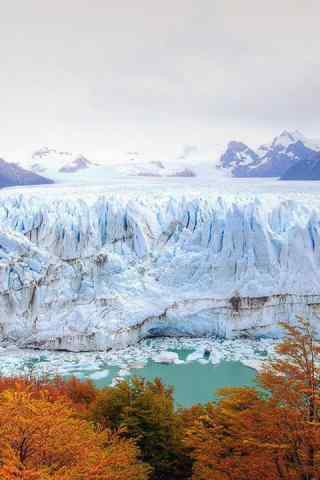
[114, 143, 227, 179]
[13, 143, 225, 183]
[19, 147, 198, 183]
[20, 148, 194, 182]
[281, 151, 320, 180]
[219, 141, 260, 176]
[219, 130, 320, 178]
[0, 158, 53, 188]
[19, 147, 100, 182]
[116, 150, 199, 177]
[57, 154, 92, 173]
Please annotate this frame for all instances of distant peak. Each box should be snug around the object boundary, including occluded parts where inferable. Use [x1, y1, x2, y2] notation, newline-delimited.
[32, 147, 73, 159]
[279, 130, 295, 140]
[227, 141, 249, 151]
[292, 129, 304, 137]
[272, 130, 303, 148]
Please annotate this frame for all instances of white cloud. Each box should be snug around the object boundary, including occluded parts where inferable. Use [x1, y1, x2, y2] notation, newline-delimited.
[0, 0, 319, 161]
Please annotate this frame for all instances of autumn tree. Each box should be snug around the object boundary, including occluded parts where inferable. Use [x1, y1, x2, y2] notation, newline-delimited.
[186, 318, 320, 480]
[185, 387, 274, 480]
[91, 376, 190, 480]
[257, 318, 320, 479]
[0, 376, 97, 415]
[0, 389, 150, 480]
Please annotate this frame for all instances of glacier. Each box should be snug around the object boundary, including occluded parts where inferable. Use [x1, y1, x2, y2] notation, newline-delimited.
[1, 182, 320, 351]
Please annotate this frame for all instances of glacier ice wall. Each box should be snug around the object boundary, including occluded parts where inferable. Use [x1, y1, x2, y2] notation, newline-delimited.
[1, 189, 320, 350]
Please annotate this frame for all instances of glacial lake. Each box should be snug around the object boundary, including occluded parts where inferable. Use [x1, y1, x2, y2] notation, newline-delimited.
[91, 359, 257, 406]
[0, 337, 273, 406]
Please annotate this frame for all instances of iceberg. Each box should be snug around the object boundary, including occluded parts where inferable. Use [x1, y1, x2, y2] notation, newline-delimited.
[153, 351, 180, 364]
[0, 186, 320, 351]
[89, 369, 110, 380]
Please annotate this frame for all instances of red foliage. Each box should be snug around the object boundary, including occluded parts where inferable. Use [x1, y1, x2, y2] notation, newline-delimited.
[0, 375, 96, 414]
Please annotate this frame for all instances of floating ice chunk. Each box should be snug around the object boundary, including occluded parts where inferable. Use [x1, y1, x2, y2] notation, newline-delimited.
[209, 349, 224, 365]
[186, 350, 205, 362]
[118, 368, 131, 377]
[129, 362, 146, 369]
[174, 359, 185, 365]
[89, 369, 110, 380]
[153, 351, 179, 364]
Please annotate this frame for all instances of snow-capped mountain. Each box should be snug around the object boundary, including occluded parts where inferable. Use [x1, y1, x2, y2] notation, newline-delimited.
[281, 151, 320, 180]
[119, 154, 198, 178]
[0, 158, 53, 188]
[112, 145, 223, 178]
[18, 147, 202, 182]
[14, 142, 224, 183]
[19, 147, 100, 182]
[117, 152, 167, 177]
[219, 130, 320, 178]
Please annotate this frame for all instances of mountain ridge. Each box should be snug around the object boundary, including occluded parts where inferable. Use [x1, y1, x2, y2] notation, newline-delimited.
[219, 130, 320, 178]
[0, 158, 53, 188]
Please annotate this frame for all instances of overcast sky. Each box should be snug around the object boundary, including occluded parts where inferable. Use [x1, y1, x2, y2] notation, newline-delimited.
[0, 0, 319, 161]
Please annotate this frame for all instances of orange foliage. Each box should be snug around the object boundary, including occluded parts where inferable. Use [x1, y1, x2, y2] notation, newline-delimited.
[185, 388, 275, 480]
[0, 376, 96, 414]
[0, 389, 150, 480]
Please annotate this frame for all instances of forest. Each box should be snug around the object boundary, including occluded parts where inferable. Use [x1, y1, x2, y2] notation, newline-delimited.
[0, 319, 319, 480]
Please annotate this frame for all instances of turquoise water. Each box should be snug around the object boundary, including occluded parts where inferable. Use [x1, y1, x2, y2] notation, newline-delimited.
[9, 344, 259, 407]
[92, 359, 257, 407]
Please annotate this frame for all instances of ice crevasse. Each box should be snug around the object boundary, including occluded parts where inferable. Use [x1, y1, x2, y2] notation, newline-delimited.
[0, 189, 320, 351]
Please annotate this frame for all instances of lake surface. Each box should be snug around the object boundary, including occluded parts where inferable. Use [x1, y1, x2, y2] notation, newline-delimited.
[91, 358, 257, 407]
[0, 337, 272, 407]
